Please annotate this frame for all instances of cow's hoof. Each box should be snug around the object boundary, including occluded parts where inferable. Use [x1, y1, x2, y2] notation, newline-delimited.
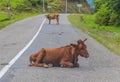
[48, 64, 53, 67]
[29, 64, 33, 66]
[60, 64, 65, 68]
[43, 64, 49, 68]
[74, 63, 79, 67]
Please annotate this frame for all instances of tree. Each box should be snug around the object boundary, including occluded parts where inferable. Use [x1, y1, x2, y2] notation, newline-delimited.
[94, 0, 120, 26]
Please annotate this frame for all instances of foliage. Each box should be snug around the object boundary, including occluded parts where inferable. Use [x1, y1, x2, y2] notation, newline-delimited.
[0, 0, 92, 29]
[68, 14, 120, 55]
[0, 12, 8, 21]
[94, 0, 120, 26]
[0, 12, 39, 29]
[94, 0, 104, 11]
[28, 0, 42, 7]
[95, 3, 111, 25]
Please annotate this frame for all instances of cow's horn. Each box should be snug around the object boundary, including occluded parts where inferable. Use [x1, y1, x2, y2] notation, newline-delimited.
[83, 38, 87, 42]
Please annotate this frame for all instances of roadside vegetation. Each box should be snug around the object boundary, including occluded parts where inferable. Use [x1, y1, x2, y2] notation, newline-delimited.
[0, 0, 91, 29]
[68, 0, 120, 55]
[0, 12, 39, 29]
[0, 0, 41, 29]
[68, 14, 120, 55]
[94, 0, 120, 26]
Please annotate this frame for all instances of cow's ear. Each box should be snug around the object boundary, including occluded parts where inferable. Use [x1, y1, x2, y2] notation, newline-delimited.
[77, 39, 82, 44]
[77, 38, 87, 44]
[70, 43, 76, 47]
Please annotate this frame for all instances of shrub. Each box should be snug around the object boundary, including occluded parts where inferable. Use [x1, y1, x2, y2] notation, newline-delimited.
[94, 0, 120, 26]
[95, 4, 110, 25]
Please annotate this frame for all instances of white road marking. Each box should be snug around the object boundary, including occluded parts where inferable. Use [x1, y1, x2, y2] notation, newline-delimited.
[0, 18, 46, 79]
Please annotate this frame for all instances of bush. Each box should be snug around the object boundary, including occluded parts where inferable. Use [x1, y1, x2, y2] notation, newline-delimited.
[16, 4, 32, 12]
[94, 0, 120, 26]
[95, 4, 110, 25]
[109, 12, 117, 25]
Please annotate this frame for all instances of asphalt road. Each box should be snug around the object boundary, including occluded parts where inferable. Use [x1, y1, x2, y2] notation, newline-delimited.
[0, 14, 120, 82]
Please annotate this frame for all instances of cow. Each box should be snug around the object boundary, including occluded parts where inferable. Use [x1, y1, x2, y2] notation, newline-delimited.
[45, 13, 59, 24]
[29, 39, 89, 68]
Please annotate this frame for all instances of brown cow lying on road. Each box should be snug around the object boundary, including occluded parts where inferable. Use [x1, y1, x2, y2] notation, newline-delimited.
[45, 13, 59, 24]
[29, 39, 89, 68]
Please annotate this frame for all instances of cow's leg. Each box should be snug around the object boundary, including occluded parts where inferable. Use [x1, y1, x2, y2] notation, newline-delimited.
[74, 63, 79, 67]
[56, 18, 59, 24]
[34, 48, 46, 67]
[29, 54, 37, 66]
[74, 58, 79, 67]
[60, 62, 74, 68]
[49, 19, 51, 24]
[34, 63, 46, 67]
[34, 56, 44, 67]
[29, 55, 34, 66]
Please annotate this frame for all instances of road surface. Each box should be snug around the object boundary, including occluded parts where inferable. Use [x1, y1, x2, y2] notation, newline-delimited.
[0, 14, 120, 82]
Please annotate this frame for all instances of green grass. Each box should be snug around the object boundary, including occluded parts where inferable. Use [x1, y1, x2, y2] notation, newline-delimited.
[68, 14, 120, 55]
[0, 0, 41, 29]
[0, 12, 40, 29]
[0, 12, 8, 20]
[0, 0, 62, 29]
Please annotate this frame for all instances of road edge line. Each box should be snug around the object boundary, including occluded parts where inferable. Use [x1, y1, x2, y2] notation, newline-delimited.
[0, 18, 46, 79]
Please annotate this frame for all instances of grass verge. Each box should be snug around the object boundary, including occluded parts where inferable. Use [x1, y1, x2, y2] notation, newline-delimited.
[0, 12, 40, 29]
[68, 14, 120, 55]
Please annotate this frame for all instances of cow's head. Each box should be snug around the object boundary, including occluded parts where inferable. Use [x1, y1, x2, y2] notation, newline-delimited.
[71, 38, 89, 58]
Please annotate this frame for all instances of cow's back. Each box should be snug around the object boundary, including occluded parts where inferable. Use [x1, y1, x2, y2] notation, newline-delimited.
[47, 13, 59, 19]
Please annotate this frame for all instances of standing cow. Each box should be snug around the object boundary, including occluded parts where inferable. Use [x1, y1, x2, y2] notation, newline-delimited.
[45, 13, 59, 24]
[29, 39, 89, 68]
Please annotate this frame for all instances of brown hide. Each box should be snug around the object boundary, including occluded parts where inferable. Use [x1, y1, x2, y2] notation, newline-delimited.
[42, 45, 75, 66]
[29, 39, 89, 68]
[29, 45, 74, 67]
[46, 13, 59, 24]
